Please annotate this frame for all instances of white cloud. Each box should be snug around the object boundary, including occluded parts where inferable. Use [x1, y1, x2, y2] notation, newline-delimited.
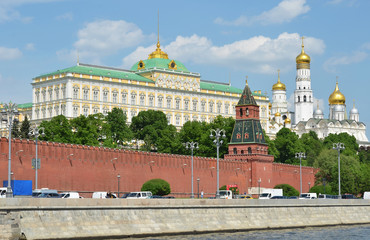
[214, 0, 310, 26]
[25, 43, 35, 50]
[56, 12, 73, 21]
[323, 51, 367, 73]
[0, 46, 22, 60]
[122, 32, 325, 74]
[57, 20, 147, 64]
[0, 0, 57, 23]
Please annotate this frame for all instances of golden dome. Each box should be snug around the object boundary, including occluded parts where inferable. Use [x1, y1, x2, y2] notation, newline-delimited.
[296, 37, 310, 69]
[275, 112, 281, 117]
[329, 81, 345, 105]
[272, 69, 286, 91]
[285, 118, 291, 124]
[269, 102, 272, 109]
[148, 41, 169, 59]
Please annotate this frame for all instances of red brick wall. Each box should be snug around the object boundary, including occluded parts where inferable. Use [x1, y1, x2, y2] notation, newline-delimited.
[0, 138, 317, 197]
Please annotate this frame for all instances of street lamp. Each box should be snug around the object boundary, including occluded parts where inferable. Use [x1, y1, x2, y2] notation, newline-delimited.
[29, 124, 45, 189]
[333, 142, 345, 199]
[295, 152, 306, 195]
[197, 178, 200, 199]
[185, 141, 199, 198]
[11, 172, 14, 181]
[67, 154, 74, 166]
[117, 174, 121, 198]
[1, 101, 19, 198]
[210, 128, 226, 199]
[308, 182, 311, 191]
[258, 178, 261, 198]
[323, 178, 326, 194]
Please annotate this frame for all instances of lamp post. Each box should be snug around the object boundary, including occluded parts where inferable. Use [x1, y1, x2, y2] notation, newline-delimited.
[1, 102, 19, 198]
[258, 178, 261, 198]
[210, 128, 226, 199]
[197, 178, 200, 199]
[295, 152, 306, 195]
[117, 174, 121, 198]
[323, 178, 326, 194]
[333, 142, 345, 199]
[308, 182, 311, 191]
[29, 124, 45, 190]
[185, 141, 199, 198]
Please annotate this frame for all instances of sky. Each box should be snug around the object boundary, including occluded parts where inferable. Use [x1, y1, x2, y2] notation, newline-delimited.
[0, 0, 369, 138]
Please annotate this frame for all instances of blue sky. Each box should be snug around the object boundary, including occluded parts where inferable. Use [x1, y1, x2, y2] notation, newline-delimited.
[0, 0, 369, 138]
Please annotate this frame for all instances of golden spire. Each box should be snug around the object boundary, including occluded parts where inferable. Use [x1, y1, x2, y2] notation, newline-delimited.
[272, 69, 286, 91]
[328, 78, 346, 105]
[148, 10, 169, 59]
[245, 75, 248, 85]
[296, 36, 310, 69]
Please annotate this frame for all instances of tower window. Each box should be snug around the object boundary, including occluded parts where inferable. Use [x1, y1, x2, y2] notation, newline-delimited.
[298, 96, 300, 102]
[233, 148, 237, 155]
[246, 108, 249, 116]
[248, 147, 252, 154]
[304, 95, 307, 102]
[240, 108, 243, 117]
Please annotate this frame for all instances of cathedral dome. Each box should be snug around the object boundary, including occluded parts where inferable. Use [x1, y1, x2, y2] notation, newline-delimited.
[272, 70, 286, 91]
[148, 41, 168, 59]
[284, 118, 291, 124]
[329, 81, 346, 105]
[350, 108, 359, 114]
[314, 108, 323, 115]
[275, 112, 281, 117]
[296, 38, 310, 69]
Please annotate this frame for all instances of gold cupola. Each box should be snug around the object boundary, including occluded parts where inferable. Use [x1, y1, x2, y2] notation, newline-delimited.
[272, 69, 286, 91]
[148, 41, 169, 59]
[296, 37, 310, 69]
[329, 81, 346, 105]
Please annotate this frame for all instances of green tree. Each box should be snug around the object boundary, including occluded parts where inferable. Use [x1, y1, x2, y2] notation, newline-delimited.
[323, 133, 359, 156]
[264, 130, 278, 158]
[156, 125, 182, 154]
[314, 149, 362, 195]
[39, 115, 73, 143]
[141, 179, 171, 196]
[274, 184, 299, 197]
[309, 184, 334, 195]
[105, 108, 133, 144]
[177, 120, 208, 156]
[70, 115, 100, 146]
[20, 115, 31, 139]
[274, 128, 303, 164]
[11, 120, 21, 138]
[298, 131, 323, 166]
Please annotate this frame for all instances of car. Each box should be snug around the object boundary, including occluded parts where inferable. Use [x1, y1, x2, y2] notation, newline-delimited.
[318, 194, 338, 199]
[33, 189, 58, 198]
[238, 195, 253, 199]
[37, 192, 62, 198]
[120, 193, 129, 198]
[126, 191, 152, 199]
[289, 196, 298, 199]
[92, 192, 117, 198]
[270, 196, 288, 199]
[60, 192, 80, 198]
[342, 194, 357, 199]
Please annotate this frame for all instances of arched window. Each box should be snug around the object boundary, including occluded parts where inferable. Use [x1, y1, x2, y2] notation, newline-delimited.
[298, 96, 300, 102]
[248, 147, 252, 154]
[240, 108, 243, 117]
[241, 150, 244, 154]
[233, 148, 237, 155]
[246, 108, 249, 116]
[304, 95, 307, 102]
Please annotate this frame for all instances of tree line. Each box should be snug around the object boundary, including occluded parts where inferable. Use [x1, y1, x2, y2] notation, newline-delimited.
[12, 108, 369, 196]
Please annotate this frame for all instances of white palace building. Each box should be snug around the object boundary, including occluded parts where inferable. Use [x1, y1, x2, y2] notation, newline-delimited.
[2, 37, 364, 145]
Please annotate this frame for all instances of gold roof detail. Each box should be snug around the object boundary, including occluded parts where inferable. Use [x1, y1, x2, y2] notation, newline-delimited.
[275, 112, 281, 117]
[285, 118, 291, 124]
[168, 60, 177, 70]
[296, 36, 310, 69]
[329, 80, 346, 105]
[148, 41, 169, 59]
[272, 69, 286, 91]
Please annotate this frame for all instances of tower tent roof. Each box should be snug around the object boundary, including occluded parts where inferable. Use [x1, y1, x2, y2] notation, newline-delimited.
[237, 79, 257, 106]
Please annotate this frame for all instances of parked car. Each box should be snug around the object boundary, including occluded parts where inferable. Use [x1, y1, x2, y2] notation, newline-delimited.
[120, 193, 129, 198]
[92, 192, 117, 198]
[363, 192, 370, 199]
[289, 196, 298, 199]
[126, 191, 152, 199]
[60, 192, 80, 198]
[319, 194, 339, 199]
[341, 194, 357, 199]
[299, 193, 317, 199]
[33, 188, 58, 198]
[238, 195, 253, 199]
[270, 196, 288, 199]
[37, 192, 61, 198]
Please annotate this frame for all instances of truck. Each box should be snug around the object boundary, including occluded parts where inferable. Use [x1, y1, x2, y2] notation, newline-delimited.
[2, 180, 33, 197]
[259, 189, 283, 199]
[219, 184, 239, 199]
[299, 193, 317, 199]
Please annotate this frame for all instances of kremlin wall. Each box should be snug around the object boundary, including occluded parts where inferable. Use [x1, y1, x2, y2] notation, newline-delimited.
[0, 137, 316, 197]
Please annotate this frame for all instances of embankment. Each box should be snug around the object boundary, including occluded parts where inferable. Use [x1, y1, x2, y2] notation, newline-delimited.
[1, 198, 370, 240]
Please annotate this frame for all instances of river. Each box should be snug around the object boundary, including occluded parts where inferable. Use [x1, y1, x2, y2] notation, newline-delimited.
[138, 224, 370, 240]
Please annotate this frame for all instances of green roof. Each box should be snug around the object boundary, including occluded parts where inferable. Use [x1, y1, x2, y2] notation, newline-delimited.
[35, 64, 154, 83]
[131, 58, 189, 73]
[200, 81, 243, 94]
[18, 103, 32, 109]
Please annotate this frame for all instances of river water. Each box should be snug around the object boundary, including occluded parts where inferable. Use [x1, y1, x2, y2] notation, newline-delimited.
[138, 224, 370, 240]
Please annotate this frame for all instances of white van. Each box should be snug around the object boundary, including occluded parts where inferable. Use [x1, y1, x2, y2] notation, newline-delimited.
[126, 191, 152, 199]
[60, 192, 80, 198]
[0, 187, 7, 198]
[32, 188, 58, 198]
[363, 192, 370, 199]
[92, 192, 117, 198]
[299, 193, 317, 199]
[219, 190, 233, 199]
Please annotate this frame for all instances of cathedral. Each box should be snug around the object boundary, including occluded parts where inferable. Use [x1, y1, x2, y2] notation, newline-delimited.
[269, 39, 369, 145]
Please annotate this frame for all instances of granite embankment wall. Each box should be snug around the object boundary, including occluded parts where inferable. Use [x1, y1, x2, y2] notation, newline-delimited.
[1, 199, 370, 240]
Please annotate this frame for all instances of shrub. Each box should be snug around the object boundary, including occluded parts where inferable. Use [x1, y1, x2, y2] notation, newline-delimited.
[274, 184, 299, 196]
[309, 184, 334, 195]
[141, 179, 171, 196]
